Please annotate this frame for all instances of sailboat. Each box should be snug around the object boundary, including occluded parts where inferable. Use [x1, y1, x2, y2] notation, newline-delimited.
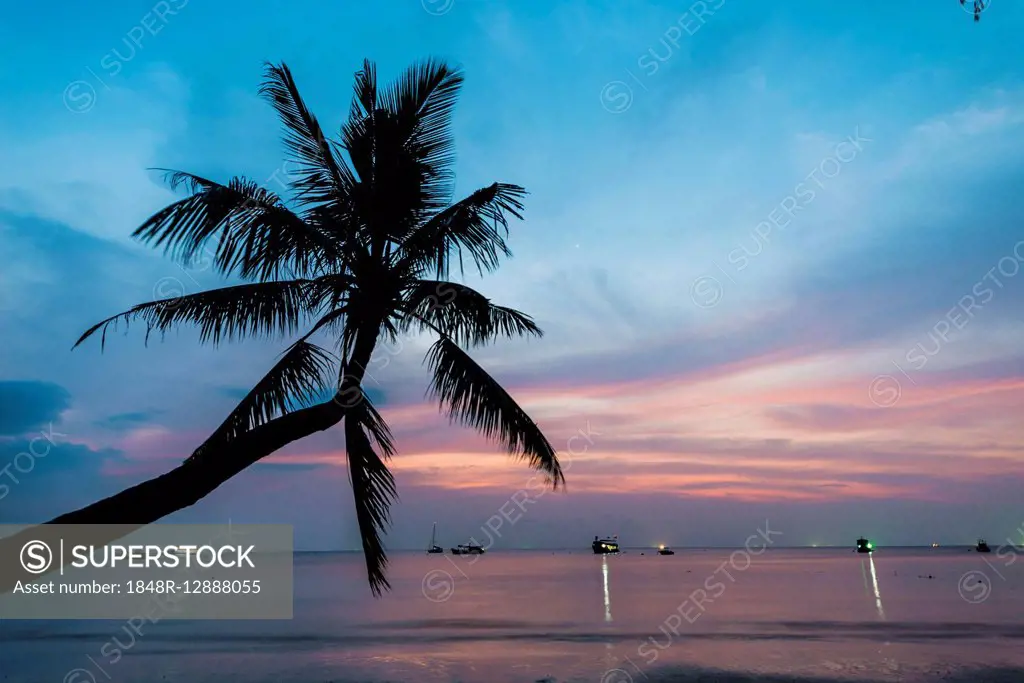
[427, 523, 443, 554]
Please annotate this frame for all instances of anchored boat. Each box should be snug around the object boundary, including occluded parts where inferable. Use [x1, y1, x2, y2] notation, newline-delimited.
[450, 544, 485, 555]
[592, 535, 620, 554]
[856, 537, 875, 553]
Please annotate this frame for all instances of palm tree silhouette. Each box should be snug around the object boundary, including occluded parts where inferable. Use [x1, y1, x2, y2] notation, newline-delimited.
[44, 59, 564, 594]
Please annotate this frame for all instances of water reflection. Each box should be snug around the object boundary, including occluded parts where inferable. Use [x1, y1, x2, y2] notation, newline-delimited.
[602, 555, 612, 622]
[868, 555, 886, 620]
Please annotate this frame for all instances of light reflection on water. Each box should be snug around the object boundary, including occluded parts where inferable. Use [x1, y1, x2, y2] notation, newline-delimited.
[602, 554, 612, 622]
[869, 554, 886, 620]
[2, 548, 1023, 682]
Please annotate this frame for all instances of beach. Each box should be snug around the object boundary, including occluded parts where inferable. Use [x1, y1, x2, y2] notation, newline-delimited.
[2, 547, 1022, 682]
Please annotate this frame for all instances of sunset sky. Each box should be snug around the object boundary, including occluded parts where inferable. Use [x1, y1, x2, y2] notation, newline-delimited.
[2, 1, 1023, 550]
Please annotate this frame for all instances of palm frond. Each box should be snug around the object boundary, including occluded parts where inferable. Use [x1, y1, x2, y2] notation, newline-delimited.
[382, 59, 462, 140]
[345, 397, 397, 596]
[187, 340, 338, 463]
[425, 336, 563, 488]
[302, 200, 366, 263]
[351, 59, 379, 120]
[296, 306, 349, 345]
[305, 273, 356, 312]
[135, 170, 337, 280]
[378, 59, 464, 216]
[351, 388, 397, 458]
[340, 60, 465, 249]
[73, 280, 315, 350]
[340, 59, 378, 187]
[259, 62, 355, 205]
[401, 280, 542, 346]
[397, 183, 526, 279]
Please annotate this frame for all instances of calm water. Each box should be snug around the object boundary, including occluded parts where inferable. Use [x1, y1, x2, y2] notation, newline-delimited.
[3, 548, 1023, 683]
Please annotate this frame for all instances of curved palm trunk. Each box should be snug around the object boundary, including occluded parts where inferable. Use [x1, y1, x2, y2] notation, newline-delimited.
[0, 399, 346, 595]
[1, 324, 381, 594]
[53, 398, 347, 525]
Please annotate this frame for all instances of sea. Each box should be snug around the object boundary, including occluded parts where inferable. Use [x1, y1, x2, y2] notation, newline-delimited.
[2, 547, 1023, 683]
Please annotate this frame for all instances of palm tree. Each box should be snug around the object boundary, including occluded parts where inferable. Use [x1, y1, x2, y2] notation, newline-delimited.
[37, 59, 564, 595]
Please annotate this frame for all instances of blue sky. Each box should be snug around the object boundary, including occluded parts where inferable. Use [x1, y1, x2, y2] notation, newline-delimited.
[2, 1, 1024, 551]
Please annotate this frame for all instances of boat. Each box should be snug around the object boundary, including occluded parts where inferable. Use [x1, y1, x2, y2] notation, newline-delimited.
[856, 537, 875, 553]
[592, 535, 619, 554]
[975, 539, 991, 553]
[426, 523, 443, 554]
[657, 544, 675, 556]
[450, 544, 485, 555]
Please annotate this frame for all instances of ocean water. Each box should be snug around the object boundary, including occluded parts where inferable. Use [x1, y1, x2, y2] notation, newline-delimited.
[2, 547, 1023, 683]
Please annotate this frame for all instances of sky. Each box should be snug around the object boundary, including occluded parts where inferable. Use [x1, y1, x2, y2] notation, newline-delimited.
[1, 0, 1024, 552]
